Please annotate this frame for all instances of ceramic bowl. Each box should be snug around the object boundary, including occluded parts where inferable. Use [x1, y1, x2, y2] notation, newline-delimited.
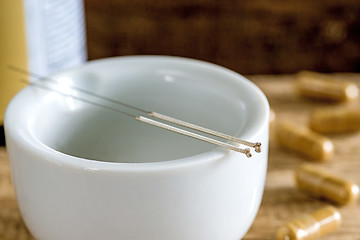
[5, 56, 269, 240]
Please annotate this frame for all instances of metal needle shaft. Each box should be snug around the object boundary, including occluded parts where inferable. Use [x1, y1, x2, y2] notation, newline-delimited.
[136, 116, 252, 157]
[148, 111, 261, 152]
[12, 65, 262, 157]
[25, 80, 252, 157]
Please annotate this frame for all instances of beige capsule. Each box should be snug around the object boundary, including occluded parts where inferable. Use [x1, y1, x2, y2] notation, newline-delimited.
[296, 164, 359, 205]
[295, 71, 359, 102]
[270, 108, 276, 126]
[276, 121, 334, 161]
[310, 107, 360, 133]
[277, 206, 341, 240]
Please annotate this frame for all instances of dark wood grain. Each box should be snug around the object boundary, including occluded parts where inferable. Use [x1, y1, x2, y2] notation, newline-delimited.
[84, 0, 360, 74]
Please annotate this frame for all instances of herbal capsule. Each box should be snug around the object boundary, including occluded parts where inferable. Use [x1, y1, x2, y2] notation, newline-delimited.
[277, 206, 341, 240]
[310, 107, 360, 133]
[270, 109, 276, 125]
[296, 164, 359, 205]
[276, 121, 334, 161]
[295, 71, 359, 102]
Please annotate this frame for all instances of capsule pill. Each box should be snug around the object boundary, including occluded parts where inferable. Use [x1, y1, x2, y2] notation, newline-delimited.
[276, 121, 334, 161]
[310, 107, 360, 133]
[270, 108, 276, 126]
[277, 206, 341, 240]
[296, 164, 359, 205]
[295, 71, 359, 102]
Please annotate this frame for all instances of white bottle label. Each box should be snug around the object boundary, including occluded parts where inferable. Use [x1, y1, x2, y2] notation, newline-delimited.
[24, 0, 87, 76]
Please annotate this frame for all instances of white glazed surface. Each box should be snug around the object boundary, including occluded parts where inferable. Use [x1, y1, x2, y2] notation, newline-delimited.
[5, 56, 269, 240]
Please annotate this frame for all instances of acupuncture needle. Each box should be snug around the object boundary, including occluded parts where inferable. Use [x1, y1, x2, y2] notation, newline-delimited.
[9, 65, 262, 153]
[21, 79, 253, 157]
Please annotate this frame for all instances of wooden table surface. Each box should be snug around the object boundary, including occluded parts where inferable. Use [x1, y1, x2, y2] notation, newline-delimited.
[1, 73, 360, 239]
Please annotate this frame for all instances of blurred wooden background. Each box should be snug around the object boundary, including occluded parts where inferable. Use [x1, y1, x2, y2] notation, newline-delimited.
[84, 0, 360, 74]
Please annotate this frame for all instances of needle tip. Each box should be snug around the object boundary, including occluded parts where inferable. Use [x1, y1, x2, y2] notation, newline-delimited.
[254, 142, 261, 153]
[245, 148, 252, 158]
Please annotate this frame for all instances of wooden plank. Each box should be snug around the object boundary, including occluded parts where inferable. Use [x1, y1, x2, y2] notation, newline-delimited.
[0, 148, 34, 240]
[244, 73, 360, 239]
[0, 73, 359, 239]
